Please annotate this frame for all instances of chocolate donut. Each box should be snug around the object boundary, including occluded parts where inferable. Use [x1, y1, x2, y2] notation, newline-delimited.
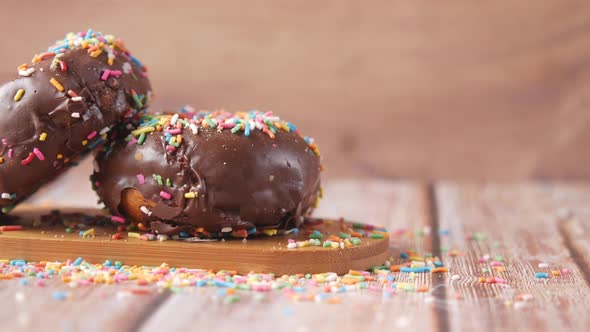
[0, 30, 151, 213]
[92, 110, 322, 236]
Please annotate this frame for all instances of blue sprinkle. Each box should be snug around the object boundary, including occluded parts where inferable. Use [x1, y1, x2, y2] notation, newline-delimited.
[293, 286, 305, 293]
[129, 55, 143, 68]
[400, 252, 409, 259]
[400, 267, 431, 273]
[19, 278, 28, 286]
[247, 227, 257, 235]
[438, 229, 450, 236]
[52, 291, 68, 301]
[197, 280, 207, 287]
[179, 231, 191, 238]
[72, 257, 84, 267]
[104, 260, 112, 267]
[10, 260, 25, 266]
[535, 272, 549, 279]
[434, 261, 443, 267]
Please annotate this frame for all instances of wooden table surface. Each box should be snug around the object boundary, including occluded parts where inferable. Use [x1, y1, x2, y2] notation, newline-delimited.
[2, 180, 590, 331]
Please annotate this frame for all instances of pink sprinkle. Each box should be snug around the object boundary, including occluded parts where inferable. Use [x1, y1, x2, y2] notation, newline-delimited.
[165, 145, 176, 152]
[167, 128, 181, 135]
[8, 148, 13, 158]
[136, 174, 145, 185]
[160, 191, 172, 200]
[490, 261, 504, 267]
[495, 277, 507, 283]
[100, 69, 111, 81]
[1, 139, 7, 145]
[33, 148, 45, 160]
[128, 137, 137, 146]
[111, 216, 126, 223]
[87, 131, 97, 140]
[562, 268, 571, 274]
[110, 70, 122, 77]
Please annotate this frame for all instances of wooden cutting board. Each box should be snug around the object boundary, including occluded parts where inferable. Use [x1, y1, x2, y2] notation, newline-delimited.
[0, 206, 389, 275]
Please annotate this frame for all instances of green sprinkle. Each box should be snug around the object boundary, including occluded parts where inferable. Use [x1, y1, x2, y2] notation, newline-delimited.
[137, 132, 146, 145]
[309, 231, 323, 240]
[224, 295, 241, 304]
[132, 92, 143, 108]
[350, 237, 361, 245]
[339, 232, 350, 239]
[369, 233, 385, 239]
[1, 206, 14, 213]
[153, 174, 163, 186]
[205, 116, 216, 128]
[65, 228, 73, 234]
[231, 122, 242, 134]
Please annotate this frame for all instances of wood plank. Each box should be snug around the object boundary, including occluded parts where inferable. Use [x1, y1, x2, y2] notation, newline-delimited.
[140, 180, 440, 331]
[436, 183, 590, 331]
[0, 278, 168, 332]
[0, 207, 389, 275]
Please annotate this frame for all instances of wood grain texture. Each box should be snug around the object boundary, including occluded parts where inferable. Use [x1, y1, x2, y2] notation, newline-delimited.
[140, 180, 440, 332]
[0, 278, 167, 332]
[1, 1, 590, 179]
[0, 207, 389, 275]
[436, 183, 590, 331]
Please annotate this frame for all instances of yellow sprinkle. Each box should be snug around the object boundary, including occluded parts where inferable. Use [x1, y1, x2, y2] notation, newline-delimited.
[169, 137, 176, 144]
[90, 50, 102, 58]
[14, 89, 25, 102]
[82, 140, 88, 146]
[184, 192, 196, 199]
[49, 77, 65, 92]
[263, 229, 277, 236]
[56, 154, 63, 159]
[0, 157, 3, 164]
[131, 127, 155, 136]
[108, 57, 114, 66]
[82, 228, 95, 237]
[134, 152, 144, 161]
[128, 232, 140, 239]
[39, 132, 47, 141]
[176, 135, 182, 144]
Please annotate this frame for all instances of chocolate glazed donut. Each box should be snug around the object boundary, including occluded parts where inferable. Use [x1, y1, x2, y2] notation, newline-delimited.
[92, 111, 322, 236]
[0, 30, 151, 213]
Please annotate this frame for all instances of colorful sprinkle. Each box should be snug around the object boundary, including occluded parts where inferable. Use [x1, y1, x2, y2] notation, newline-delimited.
[49, 77, 65, 92]
[13, 89, 25, 102]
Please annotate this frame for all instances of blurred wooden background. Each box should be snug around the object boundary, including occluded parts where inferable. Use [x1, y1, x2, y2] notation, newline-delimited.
[1, 0, 590, 180]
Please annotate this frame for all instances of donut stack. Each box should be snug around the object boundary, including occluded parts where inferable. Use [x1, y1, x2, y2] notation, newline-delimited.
[0, 30, 322, 238]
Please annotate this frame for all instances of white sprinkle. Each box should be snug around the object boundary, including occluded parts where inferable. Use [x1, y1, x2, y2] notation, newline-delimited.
[122, 62, 132, 74]
[140, 206, 152, 216]
[221, 227, 232, 233]
[1, 193, 12, 200]
[287, 242, 297, 249]
[538, 262, 550, 269]
[483, 254, 491, 261]
[71, 112, 80, 118]
[190, 124, 199, 134]
[451, 274, 461, 281]
[18, 68, 35, 77]
[99, 126, 111, 135]
[514, 301, 527, 310]
[157, 234, 169, 242]
[170, 113, 179, 126]
[71, 96, 83, 102]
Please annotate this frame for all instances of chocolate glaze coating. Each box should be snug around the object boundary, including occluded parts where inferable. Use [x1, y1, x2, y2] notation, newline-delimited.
[0, 32, 151, 212]
[92, 112, 322, 234]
